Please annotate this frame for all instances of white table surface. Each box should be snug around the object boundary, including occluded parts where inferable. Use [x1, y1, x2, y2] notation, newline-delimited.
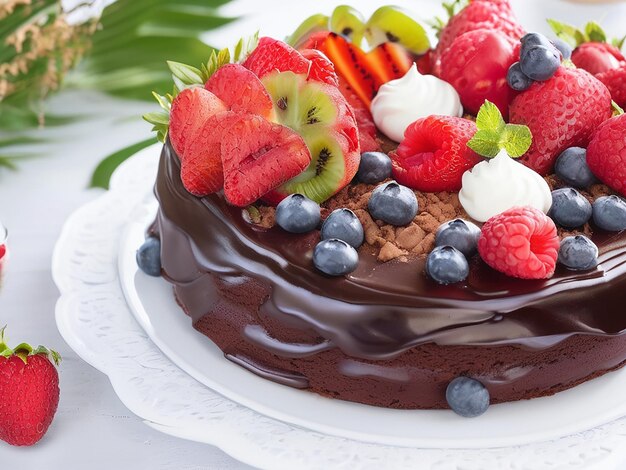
[1, 1, 625, 468]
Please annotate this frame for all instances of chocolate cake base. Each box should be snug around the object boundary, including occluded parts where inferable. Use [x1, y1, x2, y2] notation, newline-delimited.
[154, 142, 626, 409]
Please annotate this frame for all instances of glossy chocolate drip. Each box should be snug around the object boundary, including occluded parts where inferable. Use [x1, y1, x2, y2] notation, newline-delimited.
[155, 142, 626, 362]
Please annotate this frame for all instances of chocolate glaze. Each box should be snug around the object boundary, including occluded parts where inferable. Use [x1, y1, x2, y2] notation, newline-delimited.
[155, 142, 626, 358]
[153, 142, 626, 407]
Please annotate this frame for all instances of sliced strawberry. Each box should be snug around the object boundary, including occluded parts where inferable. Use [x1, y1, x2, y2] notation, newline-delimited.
[219, 113, 312, 207]
[180, 113, 226, 196]
[243, 36, 310, 78]
[297, 31, 331, 51]
[300, 49, 339, 86]
[366, 42, 413, 84]
[168, 87, 227, 158]
[318, 33, 379, 107]
[205, 63, 274, 119]
[391, 115, 481, 192]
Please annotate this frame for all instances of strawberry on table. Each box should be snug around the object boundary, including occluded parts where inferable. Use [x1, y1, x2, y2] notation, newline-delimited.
[509, 66, 613, 175]
[0, 328, 60, 447]
[586, 113, 626, 197]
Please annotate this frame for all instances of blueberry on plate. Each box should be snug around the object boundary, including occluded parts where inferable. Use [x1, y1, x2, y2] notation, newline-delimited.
[549, 188, 592, 228]
[554, 147, 596, 189]
[507, 62, 533, 91]
[275, 194, 321, 233]
[435, 219, 481, 258]
[356, 151, 392, 184]
[558, 235, 599, 271]
[592, 195, 626, 232]
[313, 239, 359, 276]
[321, 208, 364, 248]
[520, 43, 561, 81]
[136, 236, 162, 277]
[426, 246, 470, 285]
[368, 181, 418, 226]
[446, 377, 490, 418]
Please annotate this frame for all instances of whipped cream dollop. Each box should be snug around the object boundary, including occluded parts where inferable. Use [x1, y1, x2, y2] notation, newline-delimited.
[370, 64, 463, 143]
[459, 150, 552, 223]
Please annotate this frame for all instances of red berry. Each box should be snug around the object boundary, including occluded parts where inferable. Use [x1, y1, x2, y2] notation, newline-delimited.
[205, 63, 274, 119]
[300, 49, 339, 86]
[0, 333, 60, 447]
[435, 0, 525, 62]
[168, 87, 227, 159]
[478, 206, 559, 280]
[571, 42, 625, 76]
[391, 116, 481, 192]
[439, 29, 518, 118]
[596, 65, 626, 109]
[337, 77, 380, 152]
[509, 66, 613, 175]
[219, 113, 312, 207]
[243, 36, 310, 78]
[586, 114, 626, 197]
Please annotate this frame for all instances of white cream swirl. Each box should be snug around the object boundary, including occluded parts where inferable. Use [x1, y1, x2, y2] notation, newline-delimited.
[459, 150, 553, 223]
[370, 64, 463, 143]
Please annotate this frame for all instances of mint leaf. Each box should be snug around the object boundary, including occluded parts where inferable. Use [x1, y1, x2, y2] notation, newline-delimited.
[501, 125, 533, 158]
[585, 21, 607, 43]
[467, 129, 502, 157]
[475, 100, 506, 133]
[468, 101, 533, 159]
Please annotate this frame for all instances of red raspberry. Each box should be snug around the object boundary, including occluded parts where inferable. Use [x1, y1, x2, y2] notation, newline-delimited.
[586, 114, 626, 197]
[478, 207, 559, 279]
[391, 116, 481, 192]
[596, 65, 626, 109]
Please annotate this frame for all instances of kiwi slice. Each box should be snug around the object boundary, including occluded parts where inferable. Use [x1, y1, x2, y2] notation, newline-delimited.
[287, 13, 330, 49]
[262, 71, 351, 203]
[280, 131, 347, 203]
[329, 5, 366, 46]
[365, 6, 430, 55]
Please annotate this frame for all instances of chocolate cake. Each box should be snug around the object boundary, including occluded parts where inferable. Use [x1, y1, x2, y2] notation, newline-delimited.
[152, 142, 626, 409]
[137, 2, 626, 414]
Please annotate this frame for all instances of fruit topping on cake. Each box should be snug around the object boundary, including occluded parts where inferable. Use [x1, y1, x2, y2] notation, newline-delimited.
[478, 206, 560, 280]
[586, 114, 626, 197]
[391, 115, 481, 192]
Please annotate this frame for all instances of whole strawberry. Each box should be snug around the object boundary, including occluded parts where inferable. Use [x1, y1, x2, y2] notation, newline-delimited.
[478, 206, 560, 279]
[439, 29, 518, 118]
[391, 115, 481, 192]
[0, 328, 60, 446]
[435, 0, 525, 63]
[597, 65, 626, 109]
[586, 114, 626, 197]
[509, 66, 613, 175]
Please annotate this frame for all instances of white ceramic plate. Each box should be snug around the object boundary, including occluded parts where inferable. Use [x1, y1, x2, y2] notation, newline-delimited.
[54, 147, 626, 469]
[118, 164, 626, 450]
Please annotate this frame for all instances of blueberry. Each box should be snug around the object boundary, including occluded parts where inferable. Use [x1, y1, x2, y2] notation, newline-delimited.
[446, 377, 490, 418]
[321, 208, 364, 248]
[426, 246, 470, 285]
[368, 181, 418, 226]
[552, 38, 572, 60]
[549, 188, 592, 228]
[554, 147, 596, 189]
[558, 235, 599, 271]
[435, 219, 481, 258]
[356, 151, 392, 184]
[521, 32, 554, 51]
[276, 194, 321, 233]
[507, 62, 533, 91]
[136, 237, 161, 277]
[592, 195, 626, 231]
[520, 45, 561, 81]
[313, 239, 359, 276]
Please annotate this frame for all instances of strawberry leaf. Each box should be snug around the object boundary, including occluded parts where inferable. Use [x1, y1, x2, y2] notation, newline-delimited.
[468, 101, 533, 158]
[612, 101, 625, 116]
[613, 34, 626, 50]
[585, 21, 607, 43]
[167, 61, 204, 87]
[547, 19, 586, 48]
